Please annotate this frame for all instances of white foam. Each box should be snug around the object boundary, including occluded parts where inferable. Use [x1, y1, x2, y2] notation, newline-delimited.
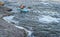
[39, 15, 59, 23]
[3, 16, 19, 24]
[15, 25, 32, 37]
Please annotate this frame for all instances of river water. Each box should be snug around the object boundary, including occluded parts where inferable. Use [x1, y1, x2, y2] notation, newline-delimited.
[1, 0, 60, 37]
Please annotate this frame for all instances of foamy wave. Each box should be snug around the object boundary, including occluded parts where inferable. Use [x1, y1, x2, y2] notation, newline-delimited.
[3, 16, 19, 24]
[39, 15, 59, 23]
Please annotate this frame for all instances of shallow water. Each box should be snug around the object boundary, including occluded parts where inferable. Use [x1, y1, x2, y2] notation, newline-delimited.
[2, 0, 60, 37]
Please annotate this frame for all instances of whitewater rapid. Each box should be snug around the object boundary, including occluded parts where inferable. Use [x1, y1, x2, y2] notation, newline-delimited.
[1, 0, 60, 37]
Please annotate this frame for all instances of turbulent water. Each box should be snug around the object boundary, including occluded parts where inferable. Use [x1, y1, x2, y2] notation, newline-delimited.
[1, 0, 60, 37]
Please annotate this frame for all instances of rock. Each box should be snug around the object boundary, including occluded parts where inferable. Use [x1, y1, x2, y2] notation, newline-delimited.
[5, 8, 12, 12]
[0, 1, 4, 6]
[0, 6, 12, 12]
[0, 19, 27, 37]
